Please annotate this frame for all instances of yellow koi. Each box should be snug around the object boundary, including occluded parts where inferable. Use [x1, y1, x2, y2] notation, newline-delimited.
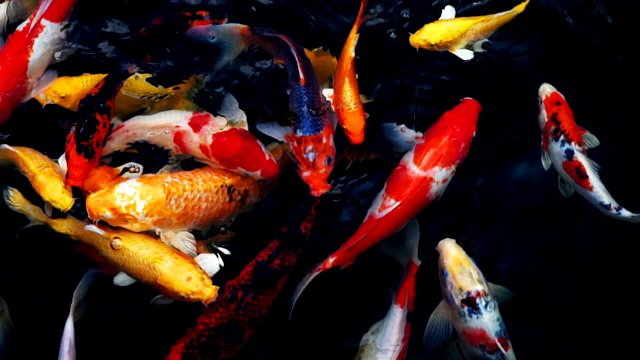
[3, 187, 219, 305]
[409, 0, 530, 60]
[0, 144, 74, 212]
[34, 73, 108, 111]
[114, 72, 204, 120]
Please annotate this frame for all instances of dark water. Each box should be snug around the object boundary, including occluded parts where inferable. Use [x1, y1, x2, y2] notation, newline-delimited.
[1, 0, 639, 359]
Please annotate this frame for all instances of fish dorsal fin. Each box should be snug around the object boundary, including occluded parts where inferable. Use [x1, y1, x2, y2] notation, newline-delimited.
[423, 299, 453, 349]
[488, 282, 514, 303]
[439, 5, 456, 20]
[558, 176, 575, 198]
[580, 128, 600, 149]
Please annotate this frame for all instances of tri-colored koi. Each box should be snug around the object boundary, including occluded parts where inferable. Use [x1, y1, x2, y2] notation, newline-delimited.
[0, 0, 78, 126]
[538, 82, 640, 222]
[186, 23, 337, 196]
[291, 97, 481, 309]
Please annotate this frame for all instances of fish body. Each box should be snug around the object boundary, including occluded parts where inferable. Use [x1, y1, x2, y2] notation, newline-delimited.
[114, 72, 204, 120]
[0, 0, 77, 126]
[291, 98, 481, 307]
[34, 73, 108, 111]
[409, 0, 529, 60]
[538, 83, 640, 222]
[64, 72, 123, 189]
[186, 23, 337, 196]
[423, 238, 516, 360]
[355, 219, 421, 360]
[3, 187, 219, 304]
[103, 107, 279, 180]
[326, 0, 369, 145]
[0, 144, 74, 211]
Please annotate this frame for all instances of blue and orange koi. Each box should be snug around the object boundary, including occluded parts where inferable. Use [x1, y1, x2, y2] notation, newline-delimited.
[166, 196, 319, 360]
[64, 71, 126, 190]
[186, 23, 337, 196]
[538, 83, 640, 222]
[291, 97, 481, 309]
[0, 0, 77, 126]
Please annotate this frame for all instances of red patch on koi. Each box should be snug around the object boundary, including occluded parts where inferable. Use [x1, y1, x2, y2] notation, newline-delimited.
[188, 112, 213, 134]
[209, 128, 279, 178]
[199, 144, 211, 159]
[461, 328, 502, 353]
[41, 0, 77, 23]
[562, 159, 593, 191]
[173, 130, 190, 154]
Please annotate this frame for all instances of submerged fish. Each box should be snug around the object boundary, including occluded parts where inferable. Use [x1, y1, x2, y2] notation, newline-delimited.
[3, 187, 219, 305]
[355, 218, 421, 360]
[538, 82, 640, 222]
[58, 268, 99, 360]
[423, 238, 516, 360]
[85, 165, 270, 258]
[409, 0, 530, 60]
[0, 144, 74, 212]
[291, 98, 481, 309]
[0, 0, 77, 126]
[34, 73, 108, 111]
[304, 47, 337, 89]
[186, 23, 337, 196]
[0, 295, 14, 359]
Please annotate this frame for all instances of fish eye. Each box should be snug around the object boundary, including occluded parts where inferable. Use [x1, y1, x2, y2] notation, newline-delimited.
[325, 156, 333, 166]
[208, 32, 216, 41]
[180, 295, 186, 300]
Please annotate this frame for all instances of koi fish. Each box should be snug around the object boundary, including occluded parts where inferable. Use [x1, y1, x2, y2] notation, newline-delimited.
[423, 238, 516, 360]
[34, 73, 108, 111]
[3, 186, 220, 305]
[538, 82, 640, 222]
[304, 47, 337, 89]
[323, 0, 369, 145]
[0, 295, 13, 359]
[58, 268, 99, 360]
[0, 144, 74, 212]
[85, 165, 269, 258]
[291, 97, 481, 309]
[167, 195, 319, 360]
[114, 72, 204, 121]
[0, 0, 78, 126]
[0, 0, 38, 44]
[64, 71, 124, 189]
[408, 0, 530, 60]
[186, 23, 337, 196]
[355, 218, 421, 360]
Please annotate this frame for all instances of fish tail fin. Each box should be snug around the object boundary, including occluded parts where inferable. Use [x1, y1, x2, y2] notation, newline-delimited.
[355, 0, 370, 28]
[217, 92, 246, 127]
[379, 218, 421, 267]
[513, 0, 530, 14]
[2, 187, 49, 227]
[185, 23, 252, 73]
[58, 268, 100, 360]
[290, 262, 328, 319]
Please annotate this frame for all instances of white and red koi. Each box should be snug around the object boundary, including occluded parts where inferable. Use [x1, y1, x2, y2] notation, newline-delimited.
[423, 238, 516, 360]
[0, 0, 77, 126]
[355, 219, 421, 360]
[323, 0, 369, 145]
[291, 97, 481, 309]
[538, 83, 640, 222]
[103, 96, 279, 180]
[186, 23, 337, 196]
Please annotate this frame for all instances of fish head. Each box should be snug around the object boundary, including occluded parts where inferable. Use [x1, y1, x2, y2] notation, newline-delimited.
[537, 82, 568, 131]
[436, 238, 489, 309]
[408, 24, 450, 51]
[339, 110, 366, 145]
[287, 125, 336, 197]
[43, 178, 75, 212]
[156, 263, 219, 305]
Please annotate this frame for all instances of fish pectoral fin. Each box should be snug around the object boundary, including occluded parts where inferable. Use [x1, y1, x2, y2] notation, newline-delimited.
[439, 5, 456, 20]
[255, 122, 292, 143]
[580, 128, 600, 149]
[26, 70, 58, 102]
[449, 48, 474, 61]
[423, 299, 453, 349]
[164, 230, 198, 258]
[541, 150, 551, 171]
[113, 272, 137, 286]
[488, 282, 514, 303]
[194, 253, 224, 277]
[472, 39, 490, 52]
[150, 295, 174, 305]
[558, 176, 575, 198]
[44, 203, 53, 217]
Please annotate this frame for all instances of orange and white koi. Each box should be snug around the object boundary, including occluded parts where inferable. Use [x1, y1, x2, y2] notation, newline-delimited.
[291, 97, 481, 308]
[85, 165, 269, 258]
[323, 0, 369, 145]
[423, 238, 516, 360]
[0, 0, 77, 126]
[34, 73, 108, 111]
[538, 82, 640, 222]
[355, 219, 421, 360]
[186, 23, 337, 196]
[409, 0, 530, 61]
[0, 144, 74, 212]
[3, 186, 219, 305]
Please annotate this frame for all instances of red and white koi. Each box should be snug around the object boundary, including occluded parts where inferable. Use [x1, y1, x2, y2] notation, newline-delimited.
[0, 0, 77, 126]
[538, 83, 640, 222]
[186, 23, 337, 196]
[323, 0, 369, 145]
[355, 219, 421, 360]
[423, 238, 516, 360]
[291, 97, 481, 309]
[102, 94, 280, 180]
